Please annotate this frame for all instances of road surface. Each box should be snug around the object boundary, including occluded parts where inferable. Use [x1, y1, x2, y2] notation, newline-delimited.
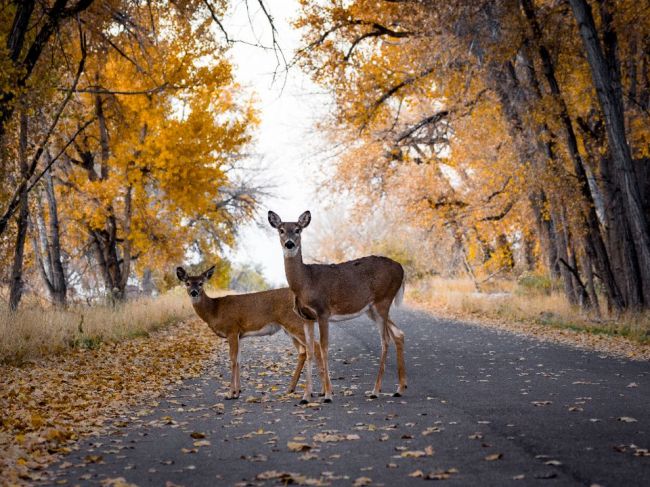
[50, 308, 649, 486]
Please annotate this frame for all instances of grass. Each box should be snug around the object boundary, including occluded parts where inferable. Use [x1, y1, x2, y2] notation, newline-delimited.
[0, 287, 199, 365]
[407, 276, 650, 345]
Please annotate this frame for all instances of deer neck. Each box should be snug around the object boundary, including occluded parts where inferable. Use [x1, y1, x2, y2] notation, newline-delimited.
[191, 291, 220, 323]
[283, 247, 309, 292]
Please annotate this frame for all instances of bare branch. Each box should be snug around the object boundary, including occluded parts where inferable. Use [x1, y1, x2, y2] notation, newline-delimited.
[362, 67, 435, 130]
[202, 0, 231, 43]
[479, 200, 515, 221]
[485, 176, 512, 203]
[395, 110, 449, 143]
[0, 25, 87, 237]
[59, 83, 170, 96]
[344, 22, 412, 60]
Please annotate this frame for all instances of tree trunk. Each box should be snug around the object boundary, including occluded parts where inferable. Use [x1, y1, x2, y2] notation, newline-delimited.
[0, 0, 95, 142]
[569, 0, 650, 306]
[43, 160, 67, 305]
[520, 0, 625, 310]
[9, 110, 29, 310]
[582, 252, 600, 317]
[553, 209, 579, 305]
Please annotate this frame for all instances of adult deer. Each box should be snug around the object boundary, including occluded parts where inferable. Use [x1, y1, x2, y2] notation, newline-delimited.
[177, 266, 322, 402]
[268, 210, 406, 402]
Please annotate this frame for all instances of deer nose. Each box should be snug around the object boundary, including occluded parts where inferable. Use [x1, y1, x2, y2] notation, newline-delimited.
[190, 289, 199, 297]
[285, 241, 295, 249]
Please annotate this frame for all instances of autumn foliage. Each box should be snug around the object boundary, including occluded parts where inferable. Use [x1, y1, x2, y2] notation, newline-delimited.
[295, 0, 650, 314]
[0, 0, 258, 308]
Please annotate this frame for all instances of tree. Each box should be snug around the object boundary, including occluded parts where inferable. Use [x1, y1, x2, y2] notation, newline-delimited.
[295, 0, 650, 312]
[0, 0, 264, 307]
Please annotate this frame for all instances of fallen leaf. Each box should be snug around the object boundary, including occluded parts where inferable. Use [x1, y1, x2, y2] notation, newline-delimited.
[100, 478, 137, 487]
[313, 433, 360, 442]
[424, 468, 458, 480]
[531, 401, 552, 407]
[353, 477, 372, 486]
[484, 453, 503, 461]
[617, 416, 637, 423]
[84, 454, 103, 463]
[288, 442, 313, 452]
[401, 446, 434, 458]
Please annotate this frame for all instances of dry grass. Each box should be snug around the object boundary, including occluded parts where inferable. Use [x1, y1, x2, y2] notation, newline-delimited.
[0, 287, 201, 365]
[407, 276, 650, 346]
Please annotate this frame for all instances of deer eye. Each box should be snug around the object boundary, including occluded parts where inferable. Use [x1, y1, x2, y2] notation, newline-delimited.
[185, 282, 190, 287]
[279, 228, 285, 234]
[198, 282, 203, 287]
[296, 228, 301, 234]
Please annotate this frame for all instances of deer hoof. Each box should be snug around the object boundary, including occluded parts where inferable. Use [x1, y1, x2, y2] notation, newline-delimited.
[323, 397, 332, 404]
[393, 391, 402, 397]
[299, 398, 309, 405]
[369, 393, 378, 399]
[287, 388, 295, 394]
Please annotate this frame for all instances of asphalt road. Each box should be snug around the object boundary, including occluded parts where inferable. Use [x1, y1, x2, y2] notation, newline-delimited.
[50, 308, 649, 486]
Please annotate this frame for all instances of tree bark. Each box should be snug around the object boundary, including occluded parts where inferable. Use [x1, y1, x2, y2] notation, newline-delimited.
[520, 0, 625, 310]
[9, 110, 30, 310]
[43, 160, 67, 305]
[569, 0, 650, 306]
[0, 0, 95, 142]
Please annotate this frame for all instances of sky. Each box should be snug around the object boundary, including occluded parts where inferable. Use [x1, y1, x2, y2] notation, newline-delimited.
[221, 1, 334, 286]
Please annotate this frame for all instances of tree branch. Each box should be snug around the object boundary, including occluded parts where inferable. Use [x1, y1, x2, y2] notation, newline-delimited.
[0, 29, 87, 237]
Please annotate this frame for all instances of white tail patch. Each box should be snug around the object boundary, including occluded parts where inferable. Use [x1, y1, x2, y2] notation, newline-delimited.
[393, 278, 405, 308]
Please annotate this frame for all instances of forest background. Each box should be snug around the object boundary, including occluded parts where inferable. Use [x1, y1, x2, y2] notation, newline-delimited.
[1, 0, 649, 364]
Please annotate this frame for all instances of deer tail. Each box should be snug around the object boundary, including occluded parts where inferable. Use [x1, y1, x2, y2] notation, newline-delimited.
[393, 276, 405, 308]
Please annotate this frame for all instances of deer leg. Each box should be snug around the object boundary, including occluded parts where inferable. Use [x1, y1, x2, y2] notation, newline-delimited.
[300, 322, 315, 404]
[288, 338, 306, 394]
[388, 319, 407, 396]
[226, 334, 240, 400]
[371, 327, 389, 398]
[317, 318, 333, 402]
[314, 340, 327, 396]
[370, 303, 391, 398]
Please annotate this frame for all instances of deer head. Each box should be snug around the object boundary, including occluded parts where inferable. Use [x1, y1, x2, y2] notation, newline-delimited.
[268, 210, 311, 257]
[176, 265, 215, 301]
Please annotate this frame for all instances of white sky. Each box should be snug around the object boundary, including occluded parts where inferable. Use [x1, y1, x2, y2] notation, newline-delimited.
[222, 1, 335, 286]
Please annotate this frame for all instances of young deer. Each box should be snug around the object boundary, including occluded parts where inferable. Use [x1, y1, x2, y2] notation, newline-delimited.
[177, 266, 322, 402]
[268, 210, 406, 402]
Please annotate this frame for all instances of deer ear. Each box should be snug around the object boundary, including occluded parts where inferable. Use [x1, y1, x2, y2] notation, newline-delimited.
[203, 265, 216, 280]
[298, 210, 311, 228]
[268, 210, 282, 229]
[176, 266, 187, 282]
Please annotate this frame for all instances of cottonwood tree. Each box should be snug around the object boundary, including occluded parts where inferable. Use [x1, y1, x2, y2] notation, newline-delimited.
[0, 0, 270, 307]
[296, 0, 650, 312]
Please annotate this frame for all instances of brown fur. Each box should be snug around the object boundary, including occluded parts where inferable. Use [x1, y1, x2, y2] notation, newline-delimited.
[268, 210, 407, 402]
[177, 266, 322, 401]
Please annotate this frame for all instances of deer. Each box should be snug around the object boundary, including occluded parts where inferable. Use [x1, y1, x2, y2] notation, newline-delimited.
[268, 210, 407, 403]
[176, 265, 323, 402]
